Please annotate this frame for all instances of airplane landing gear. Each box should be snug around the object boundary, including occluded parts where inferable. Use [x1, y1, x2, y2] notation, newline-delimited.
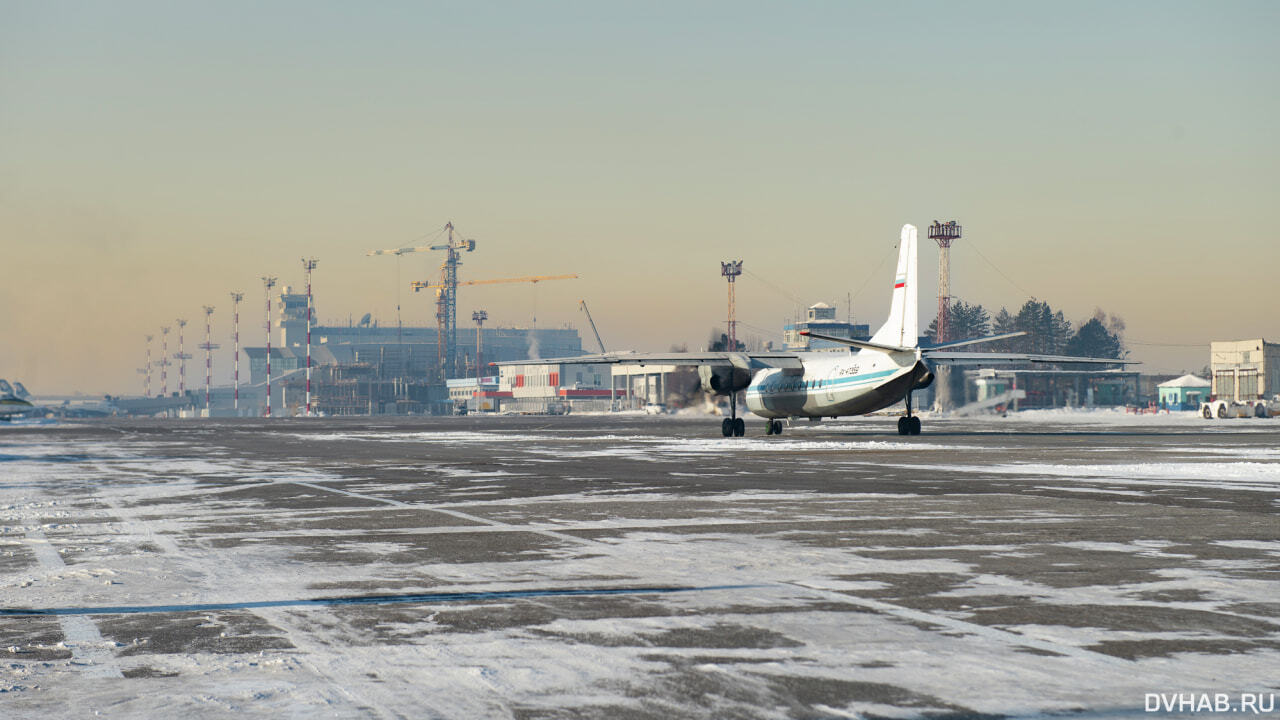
[898, 390, 922, 436]
[721, 393, 745, 437]
[896, 416, 921, 435]
[765, 419, 783, 436]
[721, 417, 745, 437]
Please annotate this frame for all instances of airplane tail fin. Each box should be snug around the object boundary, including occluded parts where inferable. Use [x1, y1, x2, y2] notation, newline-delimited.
[868, 224, 918, 350]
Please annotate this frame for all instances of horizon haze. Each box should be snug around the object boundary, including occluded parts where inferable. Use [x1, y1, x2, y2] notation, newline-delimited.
[3, 2, 1277, 394]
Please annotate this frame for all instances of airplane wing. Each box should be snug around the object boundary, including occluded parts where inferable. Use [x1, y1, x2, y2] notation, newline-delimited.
[923, 351, 1139, 366]
[802, 330, 1134, 367]
[491, 351, 804, 370]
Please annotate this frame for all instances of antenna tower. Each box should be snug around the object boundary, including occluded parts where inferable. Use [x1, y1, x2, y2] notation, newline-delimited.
[302, 258, 318, 416]
[229, 292, 244, 413]
[927, 221, 962, 343]
[262, 276, 277, 417]
[199, 306, 220, 415]
[721, 260, 743, 351]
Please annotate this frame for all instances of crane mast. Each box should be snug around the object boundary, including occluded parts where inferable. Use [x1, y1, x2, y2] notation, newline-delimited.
[431, 222, 475, 379]
[578, 300, 606, 353]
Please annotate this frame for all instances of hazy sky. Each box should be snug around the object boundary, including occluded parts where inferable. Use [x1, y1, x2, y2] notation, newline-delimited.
[3, 1, 1277, 393]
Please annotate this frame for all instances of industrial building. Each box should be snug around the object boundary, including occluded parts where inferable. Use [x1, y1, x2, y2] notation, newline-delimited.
[496, 362, 614, 414]
[959, 368, 1140, 409]
[231, 286, 589, 416]
[1209, 338, 1279, 403]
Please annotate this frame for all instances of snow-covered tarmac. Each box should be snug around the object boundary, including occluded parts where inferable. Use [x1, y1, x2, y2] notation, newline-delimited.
[2, 411, 1278, 718]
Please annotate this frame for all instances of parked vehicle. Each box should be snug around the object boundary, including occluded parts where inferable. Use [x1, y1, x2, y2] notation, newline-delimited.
[1201, 396, 1278, 419]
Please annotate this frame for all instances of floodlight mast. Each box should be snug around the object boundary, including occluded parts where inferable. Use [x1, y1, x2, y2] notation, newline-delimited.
[472, 309, 488, 385]
[721, 260, 743, 351]
[142, 335, 154, 397]
[302, 258, 318, 416]
[159, 326, 171, 397]
[927, 221, 962, 343]
[229, 292, 244, 412]
[199, 306, 220, 415]
[262, 276, 277, 417]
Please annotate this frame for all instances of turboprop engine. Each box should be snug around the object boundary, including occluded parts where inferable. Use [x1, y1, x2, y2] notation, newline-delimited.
[698, 365, 752, 396]
[912, 361, 935, 390]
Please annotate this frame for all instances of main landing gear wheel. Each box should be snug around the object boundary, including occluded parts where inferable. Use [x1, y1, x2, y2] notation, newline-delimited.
[766, 419, 783, 436]
[898, 389, 922, 436]
[721, 417, 745, 437]
[898, 416, 922, 435]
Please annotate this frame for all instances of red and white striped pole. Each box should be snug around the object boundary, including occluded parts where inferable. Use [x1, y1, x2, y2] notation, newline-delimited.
[230, 291, 243, 414]
[302, 258, 318, 416]
[144, 335, 153, 397]
[175, 318, 189, 396]
[160, 326, 170, 396]
[199, 305, 219, 416]
[262, 276, 277, 417]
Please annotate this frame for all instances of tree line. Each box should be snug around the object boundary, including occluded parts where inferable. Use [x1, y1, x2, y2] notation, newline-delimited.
[927, 299, 1126, 360]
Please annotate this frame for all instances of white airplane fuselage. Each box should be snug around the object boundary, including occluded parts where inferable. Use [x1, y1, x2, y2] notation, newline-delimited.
[745, 349, 930, 420]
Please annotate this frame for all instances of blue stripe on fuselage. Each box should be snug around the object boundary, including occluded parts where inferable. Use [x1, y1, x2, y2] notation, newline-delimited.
[745, 368, 897, 397]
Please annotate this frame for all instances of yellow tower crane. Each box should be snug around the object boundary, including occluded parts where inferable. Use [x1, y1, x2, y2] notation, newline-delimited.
[410, 274, 579, 291]
[367, 244, 441, 346]
[410, 274, 579, 374]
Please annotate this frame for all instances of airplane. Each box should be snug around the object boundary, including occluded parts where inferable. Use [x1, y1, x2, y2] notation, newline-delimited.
[493, 224, 1135, 437]
[0, 379, 35, 421]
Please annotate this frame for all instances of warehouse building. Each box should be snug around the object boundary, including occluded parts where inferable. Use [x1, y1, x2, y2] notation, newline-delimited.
[1209, 339, 1279, 402]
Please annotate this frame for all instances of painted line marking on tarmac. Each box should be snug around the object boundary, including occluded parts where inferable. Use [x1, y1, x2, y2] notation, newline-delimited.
[23, 529, 124, 678]
[0, 584, 762, 617]
[282, 478, 1137, 667]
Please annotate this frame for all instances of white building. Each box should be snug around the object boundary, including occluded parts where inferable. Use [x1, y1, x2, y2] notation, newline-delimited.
[1210, 339, 1279, 402]
[612, 364, 680, 409]
[783, 303, 870, 352]
[497, 362, 614, 413]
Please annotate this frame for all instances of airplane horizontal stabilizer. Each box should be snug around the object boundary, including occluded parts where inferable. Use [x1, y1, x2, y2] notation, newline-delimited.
[799, 331, 914, 354]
